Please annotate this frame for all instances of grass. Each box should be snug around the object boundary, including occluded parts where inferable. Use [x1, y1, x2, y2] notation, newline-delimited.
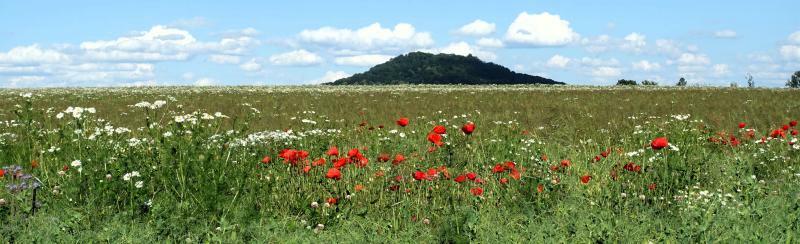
[0, 85, 799, 242]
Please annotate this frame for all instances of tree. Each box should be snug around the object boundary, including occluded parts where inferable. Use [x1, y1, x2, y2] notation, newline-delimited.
[676, 77, 687, 86]
[616, 79, 638, 86]
[787, 71, 800, 88]
[641, 80, 658, 86]
[745, 73, 755, 88]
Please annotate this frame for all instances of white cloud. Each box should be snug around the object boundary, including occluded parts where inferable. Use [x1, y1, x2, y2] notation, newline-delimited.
[334, 54, 392, 66]
[780, 31, 800, 60]
[677, 53, 710, 65]
[299, 23, 434, 52]
[654, 39, 683, 56]
[580, 35, 611, 53]
[239, 58, 262, 71]
[421, 42, 496, 61]
[632, 60, 661, 71]
[580, 57, 620, 67]
[476, 38, 504, 48]
[455, 20, 496, 36]
[621, 32, 646, 53]
[713, 30, 737, 39]
[545, 55, 570, 68]
[0, 45, 70, 64]
[504, 12, 579, 46]
[268, 49, 323, 66]
[208, 54, 241, 64]
[194, 77, 216, 86]
[712, 64, 729, 76]
[590, 66, 621, 77]
[310, 71, 351, 84]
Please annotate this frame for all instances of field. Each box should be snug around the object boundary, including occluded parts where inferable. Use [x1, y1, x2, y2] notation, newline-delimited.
[1, 85, 799, 242]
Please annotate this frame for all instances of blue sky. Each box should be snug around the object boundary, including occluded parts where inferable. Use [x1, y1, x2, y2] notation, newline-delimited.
[1, 0, 798, 87]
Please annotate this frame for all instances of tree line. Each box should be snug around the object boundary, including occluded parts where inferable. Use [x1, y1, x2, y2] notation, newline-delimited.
[616, 71, 800, 88]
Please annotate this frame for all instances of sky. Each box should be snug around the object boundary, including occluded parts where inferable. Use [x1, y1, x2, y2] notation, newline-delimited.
[1, 0, 798, 87]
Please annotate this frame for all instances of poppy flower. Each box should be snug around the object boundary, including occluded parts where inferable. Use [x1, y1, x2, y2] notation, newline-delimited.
[623, 162, 641, 173]
[461, 122, 475, 135]
[549, 165, 559, 172]
[396, 117, 409, 127]
[504, 161, 516, 170]
[537, 184, 544, 193]
[650, 137, 669, 150]
[427, 133, 443, 146]
[303, 165, 312, 174]
[593, 155, 602, 162]
[327, 197, 338, 205]
[783, 124, 790, 131]
[325, 168, 341, 180]
[560, 159, 571, 168]
[31, 160, 39, 169]
[355, 184, 365, 192]
[509, 169, 521, 180]
[454, 175, 467, 183]
[470, 187, 484, 196]
[600, 150, 610, 158]
[333, 158, 348, 168]
[326, 146, 339, 156]
[791, 120, 798, 127]
[499, 178, 509, 184]
[465, 172, 477, 180]
[261, 156, 271, 164]
[580, 174, 592, 184]
[648, 183, 657, 191]
[738, 122, 747, 129]
[793, 130, 799, 136]
[432, 125, 447, 134]
[0, 169, 4, 178]
[377, 153, 390, 162]
[540, 154, 548, 161]
[426, 168, 439, 178]
[392, 154, 406, 165]
[770, 129, 786, 138]
[492, 163, 505, 173]
[413, 171, 427, 181]
[348, 148, 362, 158]
[62, 165, 69, 171]
[374, 170, 385, 178]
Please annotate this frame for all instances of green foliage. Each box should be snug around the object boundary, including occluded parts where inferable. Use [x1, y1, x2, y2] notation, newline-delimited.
[787, 71, 800, 88]
[616, 79, 638, 86]
[676, 77, 687, 86]
[641, 80, 658, 86]
[328, 52, 564, 85]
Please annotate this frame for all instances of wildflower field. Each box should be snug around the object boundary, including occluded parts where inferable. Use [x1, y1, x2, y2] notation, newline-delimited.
[1, 85, 799, 242]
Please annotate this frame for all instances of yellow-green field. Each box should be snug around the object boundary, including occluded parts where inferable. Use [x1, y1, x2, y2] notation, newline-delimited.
[1, 85, 799, 242]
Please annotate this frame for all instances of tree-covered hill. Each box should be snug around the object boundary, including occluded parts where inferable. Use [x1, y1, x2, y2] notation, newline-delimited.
[327, 52, 565, 85]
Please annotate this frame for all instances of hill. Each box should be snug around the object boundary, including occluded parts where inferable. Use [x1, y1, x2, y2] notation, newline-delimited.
[326, 52, 565, 85]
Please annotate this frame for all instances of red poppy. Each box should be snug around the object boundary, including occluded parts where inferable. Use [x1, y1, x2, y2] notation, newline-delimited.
[303, 165, 312, 174]
[62, 165, 69, 171]
[413, 171, 427, 181]
[650, 137, 669, 150]
[348, 148, 362, 158]
[392, 154, 405, 165]
[729, 136, 740, 147]
[426, 168, 439, 178]
[261, 156, 271, 164]
[549, 165, 559, 172]
[504, 161, 516, 170]
[31, 160, 39, 169]
[333, 158, 348, 168]
[0, 169, 4, 178]
[509, 169, 521, 180]
[325, 168, 341, 180]
[466, 172, 477, 180]
[593, 155, 602, 162]
[326, 146, 339, 156]
[377, 153, 390, 162]
[432, 125, 447, 134]
[623, 162, 641, 173]
[580, 174, 592, 184]
[492, 163, 505, 173]
[327, 197, 338, 205]
[354, 156, 369, 168]
[454, 175, 467, 183]
[648, 182, 657, 191]
[791, 120, 798, 127]
[560, 159, 571, 168]
[470, 187, 484, 196]
[388, 185, 400, 191]
[783, 124, 790, 131]
[738, 122, 747, 129]
[396, 117, 409, 127]
[499, 178, 509, 184]
[427, 133, 443, 146]
[312, 158, 327, 166]
[537, 184, 544, 193]
[771, 129, 786, 138]
[600, 150, 610, 158]
[793, 130, 799, 136]
[540, 154, 548, 161]
[461, 122, 475, 135]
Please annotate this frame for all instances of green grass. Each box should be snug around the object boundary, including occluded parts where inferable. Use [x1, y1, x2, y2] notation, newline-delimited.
[1, 85, 799, 242]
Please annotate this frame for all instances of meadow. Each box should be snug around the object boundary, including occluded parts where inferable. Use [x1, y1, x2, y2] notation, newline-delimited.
[1, 85, 799, 242]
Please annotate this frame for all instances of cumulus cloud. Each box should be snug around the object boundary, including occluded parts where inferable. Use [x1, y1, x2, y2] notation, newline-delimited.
[455, 19, 496, 36]
[0, 45, 70, 64]
[590, 66, 621, 77]
[208, 54, 241, 64]
[268, 49, 323, 66]
[334, 54, 392, 66]
[578, 57, 621, 78]
[299, 23, 434, 52]
[621, 32, 646, 53]
[421, 42, 496, 61]
[676, 53, 710, 65]
[580, 35, 612, 53]
[632, 60, 661, 71]
[476, 38, 504, 48]
[713, 30, 737, 39]
[712, 64, 729, 76]
[780, 31, 800, 60]
[504, 12, 579, 46]
[545, 55, 570, 68]
[310, 70, 351, 84]
[239, 58, 262, 72]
